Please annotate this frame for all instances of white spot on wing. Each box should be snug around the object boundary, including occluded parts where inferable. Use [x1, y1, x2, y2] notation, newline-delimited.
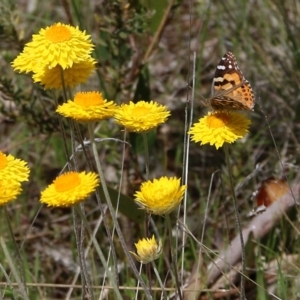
[214, 77, 224, 82]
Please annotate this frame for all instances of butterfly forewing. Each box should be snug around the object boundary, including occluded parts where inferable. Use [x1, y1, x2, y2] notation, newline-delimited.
[209, 52, 255, 111]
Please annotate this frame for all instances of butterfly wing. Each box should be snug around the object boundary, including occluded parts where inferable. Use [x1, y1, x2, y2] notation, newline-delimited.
[210, 52, 255, 111]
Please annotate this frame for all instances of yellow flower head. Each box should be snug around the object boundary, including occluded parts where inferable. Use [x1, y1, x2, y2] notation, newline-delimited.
[40, 171, 99, 207]
[56, 91, 117, 122]
[189, 111, 251, 149]
[114, 101, 170, 132]
[0, 180, 22, 205]
[0, 152, 30, 183]
[12, 22, 94, 72]
[134, 177, 186, 215]
[32, 57, 96, 89]
[130, 235, 162, 264]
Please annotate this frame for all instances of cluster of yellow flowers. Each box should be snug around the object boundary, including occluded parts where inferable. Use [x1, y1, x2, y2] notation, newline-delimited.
[12, 23, 96, 89]
[4, 22, 252, 264]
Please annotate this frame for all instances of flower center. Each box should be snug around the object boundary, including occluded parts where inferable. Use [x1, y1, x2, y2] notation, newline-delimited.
[132, 107, 149, 116]
[45, 24, 72, 43]
[54, 172, 81, 192]
[0, 152, 8, 170]
[207, 113, 229, 128]
[74, 92, 104, 107]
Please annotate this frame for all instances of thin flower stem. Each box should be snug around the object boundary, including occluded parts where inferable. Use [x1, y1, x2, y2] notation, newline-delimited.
[87, 124, 152, 300]
[52, 91, 72, 171]
[65, 215, 103, 300]
[224, 144, 246, 300]
[0, 257, 18, 299]
[70, 119, 119, 289]
[146, 260, 152, 296]
[72, 205, 94, 300]
[3, 207, 27, 297]
[142, 133, 152, 289]
[181, 51, 196, 285]
[59, 66, 68, 102]
[151, 261, 168, 299]
[142, 132, 150, 180]
[70, 120, 78, 169]
[62, 72, 90, 300]
[98, 131, 129, 293]
[134, 263, 143, 300]
[165, 215, 182, 300]
[74, 205, 122, 300]
[0, 237, 30, 300]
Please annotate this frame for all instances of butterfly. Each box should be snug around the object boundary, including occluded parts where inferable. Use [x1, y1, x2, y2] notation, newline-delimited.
[209, 52, 255, 111]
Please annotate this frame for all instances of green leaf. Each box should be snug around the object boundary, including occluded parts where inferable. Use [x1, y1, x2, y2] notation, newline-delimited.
[141, 0, 169, 34]
[100, 186, 145, 224]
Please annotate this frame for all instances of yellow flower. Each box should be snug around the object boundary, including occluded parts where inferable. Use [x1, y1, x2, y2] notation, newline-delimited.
[114, 101, 170, 132]
[32, 57, 96, 89]
[189, 111, 251, 149]
[40, 171, 99, 207]
[0, 180, 22, 205]
[56, 91, 117, 122]
[0, 152, 30, 183]
[130, 235, 162, 264]
[0, 152, 29, 205]
[12, 22, 94, 72]
[134, 177, 186, 215]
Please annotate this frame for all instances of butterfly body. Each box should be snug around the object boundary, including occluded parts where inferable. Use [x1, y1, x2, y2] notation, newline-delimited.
[210, 52, 255, 111]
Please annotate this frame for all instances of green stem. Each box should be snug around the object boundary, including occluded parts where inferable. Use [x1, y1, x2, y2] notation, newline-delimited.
[0, 237, 29, 300]
[72, 205, 94, 300]
[142, 133, 150, 243]
[59, 66, 68, 102]
[3, 207, 28, 299]
[52, 91, 72, 171]
[142, 132, 150, 180]
[74, 205, 122, 300]
[151, 261, 168, 299]
[224, 144, 246, 300]
[165, 215, 182, 300]
[87, 123, 152, 300]
[142, 132, 152, 289]
[134, 263, 143, 300]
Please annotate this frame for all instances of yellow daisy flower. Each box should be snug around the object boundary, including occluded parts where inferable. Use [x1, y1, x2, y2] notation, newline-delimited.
[134, 177, 186, 215]
[0, 152, 30, 183]
[12, 22, 94, 72]
[32, 57, 96, 89]
[56, 91, 117, 122]
[114, 101, 170, 132]
[130, 235, 162, 264]
[189, 111, 251, 149]
[0, 180, 22, 205]
[40, 171, 99, 207]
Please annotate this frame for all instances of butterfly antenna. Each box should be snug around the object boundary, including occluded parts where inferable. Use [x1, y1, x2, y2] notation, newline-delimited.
[187, 84, 210, 107]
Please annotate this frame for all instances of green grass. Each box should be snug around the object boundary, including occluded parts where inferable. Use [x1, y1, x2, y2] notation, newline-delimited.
[1, 0, 300, 299]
